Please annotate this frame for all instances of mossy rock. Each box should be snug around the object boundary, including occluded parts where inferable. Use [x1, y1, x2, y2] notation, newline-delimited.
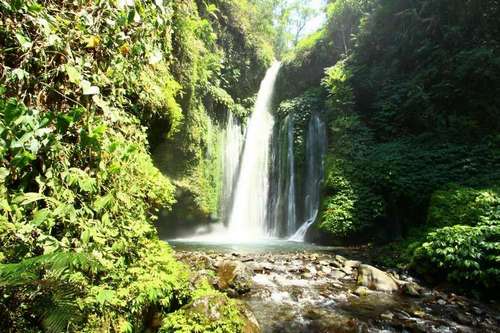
[160, 292, 260, 333]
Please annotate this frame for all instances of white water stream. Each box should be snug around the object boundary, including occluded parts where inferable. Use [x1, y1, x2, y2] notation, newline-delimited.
[227, 62, 281, 240]
[174, 62, 326, 243]
[290, 114, 326, 242]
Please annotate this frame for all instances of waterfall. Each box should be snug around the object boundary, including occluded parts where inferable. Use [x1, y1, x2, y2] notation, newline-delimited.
[268, 115, 297, 237]
[220, 112, 244, 222]
[286, 117, 297, 235]
[227, 62, 281, 240]
[290, 114, 326, 242]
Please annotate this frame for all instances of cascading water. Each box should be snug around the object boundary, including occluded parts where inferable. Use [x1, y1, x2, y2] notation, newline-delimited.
[290, 114, 327, 242]
[227, 62, 281, 240]
[285, 117, 297, 235]
[220, 112, 244, 222]
[268, 115, 297, 237]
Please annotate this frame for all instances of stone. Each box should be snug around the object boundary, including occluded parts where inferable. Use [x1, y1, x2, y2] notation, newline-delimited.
[400, 281, 423, 297]
[353, 286, 374, 296]
[329, 269, 347, 280]
[216, 260, 253, 295]
[321, 266, 332, 274]
[342, 260, 361, 275]
[380, 311, 394, 320]
[356, 264, 399, 292]
[453, 312, 473, 326]
[236, 302, 261, 333]
[332, 255, 346, 268]
[178, 295, 261, 333]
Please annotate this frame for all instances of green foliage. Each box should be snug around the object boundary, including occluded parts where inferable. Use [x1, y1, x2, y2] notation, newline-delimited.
[318, 112, 384, 238]
[0, 0, 264, 331]
[411, 186, 500, 290]
[276, 0, 500, 293]
[428, 186, 500, 228]
[322, 60, 354, 113]
[0, 252, 100, 333]
[350, 0, 500, 140]
[414, 225, 499, 290]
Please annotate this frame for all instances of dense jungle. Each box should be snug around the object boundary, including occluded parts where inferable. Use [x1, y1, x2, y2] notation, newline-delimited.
[0, 0, 499, 332]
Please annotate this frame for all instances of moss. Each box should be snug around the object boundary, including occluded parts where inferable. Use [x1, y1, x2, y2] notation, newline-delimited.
[160, 282, 244, 333]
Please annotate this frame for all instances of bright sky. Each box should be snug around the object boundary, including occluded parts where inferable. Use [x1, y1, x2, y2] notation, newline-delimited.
[301, 0, 327, 37]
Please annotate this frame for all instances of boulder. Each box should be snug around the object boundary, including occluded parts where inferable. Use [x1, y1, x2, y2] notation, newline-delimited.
[329, 269, 347, 280]
[341, 260, 361, 275]
[236, 302, 261, 333]
[356, 264, 399, 292]
[353, 286, 374, 296]
[168, 294, 261, 333]
[216, 260, 253, 295]
[400, 281, 424, 297]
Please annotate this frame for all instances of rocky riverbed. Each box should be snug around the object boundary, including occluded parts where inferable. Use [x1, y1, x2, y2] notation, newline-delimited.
[174, 248, 500, 333]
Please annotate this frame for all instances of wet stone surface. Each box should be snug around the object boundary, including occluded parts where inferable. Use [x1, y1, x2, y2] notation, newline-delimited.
[175, 250, 500, 333]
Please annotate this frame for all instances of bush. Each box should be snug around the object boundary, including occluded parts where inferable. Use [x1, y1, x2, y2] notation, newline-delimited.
[414, 225, 500, 290]
[428, 186, 500, 227]
[409, 186, 500, 291]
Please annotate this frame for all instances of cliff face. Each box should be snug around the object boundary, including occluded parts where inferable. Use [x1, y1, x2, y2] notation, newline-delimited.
[151, 0, 273, 235]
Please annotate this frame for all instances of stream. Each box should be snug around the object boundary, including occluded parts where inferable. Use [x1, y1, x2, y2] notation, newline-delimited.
[170, 240, 500, 333]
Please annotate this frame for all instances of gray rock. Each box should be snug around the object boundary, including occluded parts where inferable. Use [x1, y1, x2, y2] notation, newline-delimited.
[356, 264, 399, 292]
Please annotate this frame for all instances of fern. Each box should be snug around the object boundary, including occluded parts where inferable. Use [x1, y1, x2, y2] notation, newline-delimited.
[0, 251, 101, 332]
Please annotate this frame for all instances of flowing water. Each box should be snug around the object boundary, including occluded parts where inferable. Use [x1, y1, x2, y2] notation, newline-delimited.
[268, 114, 297, 237]
[227, 62, 281, 240]
[220, 111, 244, 222]
[290, 114, 327, 242]
[172, 241, 500, 333]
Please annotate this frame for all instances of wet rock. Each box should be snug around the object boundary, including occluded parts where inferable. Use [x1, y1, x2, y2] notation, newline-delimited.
[190, 269, 216, 288]
[236, 302, 261, 333]
[335, 255, 346, 264]
[356, 264, 399, 292]
[329, 269, 347, 280]
[216, 260, 253, 295]
[250, 262, 273, 274]
[453, 312, 473, 326]
[380, 311, 394, 320]
[320, 265, 332, 274]
[353, 286, 374, 296]
[400, 281, 424, 297]
[318, 260, 331, 267]
[342, 260, 361, 275]
[306, 265, 317, 275]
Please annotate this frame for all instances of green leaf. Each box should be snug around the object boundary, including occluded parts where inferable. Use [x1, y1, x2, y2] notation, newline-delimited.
[81, 229, 91, 244]
[94, 194, 112, 212]
[15, 33, 33, 50]
[11, 68, 29, 81]
[32, 209, 50, 226]
[65, 65, 82, 84]
[95, 289, 116, 305]
[0, 167, 9, 181]
[15, 192, 45, 205]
